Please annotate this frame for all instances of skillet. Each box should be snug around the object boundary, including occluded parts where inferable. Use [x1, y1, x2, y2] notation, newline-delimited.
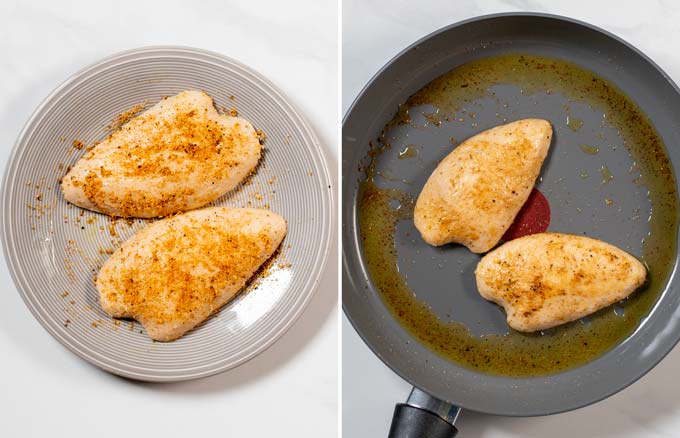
[342, 13, 680, 437]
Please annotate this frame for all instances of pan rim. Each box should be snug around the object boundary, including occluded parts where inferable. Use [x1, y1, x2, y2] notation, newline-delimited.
[2, 45, 335, 382]
[342, 12, 680, 416]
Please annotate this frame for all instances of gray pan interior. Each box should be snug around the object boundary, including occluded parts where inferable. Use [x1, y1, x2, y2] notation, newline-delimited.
[342, 13, 680, 416]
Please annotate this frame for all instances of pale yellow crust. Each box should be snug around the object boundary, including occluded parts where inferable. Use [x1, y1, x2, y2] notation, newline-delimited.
[414, 119, 552, 253]
[61, 90, 261, 218]
[475, 233, 647, 332]
[96, 207, 286, 341]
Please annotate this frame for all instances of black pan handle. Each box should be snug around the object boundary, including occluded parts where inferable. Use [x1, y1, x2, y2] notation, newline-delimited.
[388, 387, 460, 438]
[388, 404, 458, 438]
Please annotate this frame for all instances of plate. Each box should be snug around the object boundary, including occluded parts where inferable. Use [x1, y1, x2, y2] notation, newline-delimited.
[2, 46, 333, 381]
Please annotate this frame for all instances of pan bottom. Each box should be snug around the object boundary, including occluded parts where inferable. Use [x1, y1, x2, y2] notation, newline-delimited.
[357, 52, 678, 377]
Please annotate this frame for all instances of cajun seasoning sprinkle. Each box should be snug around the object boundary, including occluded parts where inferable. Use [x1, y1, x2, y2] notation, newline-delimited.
[107, 102, 148, 132]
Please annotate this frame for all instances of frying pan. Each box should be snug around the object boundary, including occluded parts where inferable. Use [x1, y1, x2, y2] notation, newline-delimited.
[342, 13, 680, 436]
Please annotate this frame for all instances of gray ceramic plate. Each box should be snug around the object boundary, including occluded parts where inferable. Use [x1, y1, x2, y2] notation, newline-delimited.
[2, 46, 333, 381]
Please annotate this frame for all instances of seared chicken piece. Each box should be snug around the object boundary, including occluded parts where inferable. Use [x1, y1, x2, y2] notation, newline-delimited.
[62, 90, 261, 218]
[96, 207, 286, 341]
[475, 233, 646, 332]
[414, 119, 552, 253]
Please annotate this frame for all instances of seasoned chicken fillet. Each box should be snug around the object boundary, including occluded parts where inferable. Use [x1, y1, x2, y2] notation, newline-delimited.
[61, 90, 261, 218]
[96, 207, 286, 341]
[414, 119, 552, 253]
[475, 233, 647, 332]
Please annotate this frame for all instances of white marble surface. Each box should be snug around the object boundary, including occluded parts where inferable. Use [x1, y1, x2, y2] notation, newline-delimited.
[343, 0, 680, 437]
[0, 1, 337, 437]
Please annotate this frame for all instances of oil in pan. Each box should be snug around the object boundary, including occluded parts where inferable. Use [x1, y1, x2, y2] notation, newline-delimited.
[358, 53, 678, 377]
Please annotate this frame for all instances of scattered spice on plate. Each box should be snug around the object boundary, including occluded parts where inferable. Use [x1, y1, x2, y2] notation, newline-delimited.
[107, 102, 148, 131]
[108, 221, 118, 237]
[98, 247, 115, 255]
[256, 129, 267, 144]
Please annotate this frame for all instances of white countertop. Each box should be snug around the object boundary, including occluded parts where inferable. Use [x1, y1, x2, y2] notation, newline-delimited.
[342, 0, 680, 437]
[0, 0, 337, 437]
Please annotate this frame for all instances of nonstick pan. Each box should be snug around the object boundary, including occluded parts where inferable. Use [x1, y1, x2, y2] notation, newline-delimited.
[342, 13, 680, 436]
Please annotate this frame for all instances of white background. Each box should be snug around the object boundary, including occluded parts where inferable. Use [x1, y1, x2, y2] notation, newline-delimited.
[0, 0, 338, 437]
[343, 0, 680, 437]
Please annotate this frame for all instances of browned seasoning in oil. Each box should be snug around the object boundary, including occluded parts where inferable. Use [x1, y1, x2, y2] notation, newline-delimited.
[358, 53, 678, 377]
[398, 145, 418, 159]
[579, 144, 600, 155]
[567, 117, 584, 132]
